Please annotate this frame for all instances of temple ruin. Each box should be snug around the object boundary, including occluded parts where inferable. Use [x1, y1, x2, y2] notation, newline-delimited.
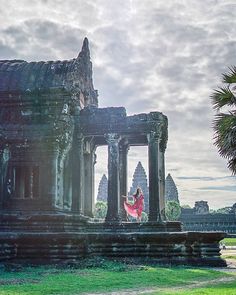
[165, 173, 179, 203]
[0, 38, 226, 266]
[97, 174, 108, 202]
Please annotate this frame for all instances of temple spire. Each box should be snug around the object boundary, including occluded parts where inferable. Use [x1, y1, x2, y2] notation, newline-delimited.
[77, 37, 90, 60]
[165, 173, 179, 203]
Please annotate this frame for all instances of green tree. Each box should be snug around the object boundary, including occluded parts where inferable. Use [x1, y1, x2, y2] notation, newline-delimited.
[94, 201, 107, 219]
[216, 206, 232, 214]
[166, 201, 181, 221]
[211, 67, 236, 174]
[141, 211, 148, 222]
[209, 209, 216, 214]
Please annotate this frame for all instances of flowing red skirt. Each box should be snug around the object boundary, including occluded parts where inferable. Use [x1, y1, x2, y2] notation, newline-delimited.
[124, 195, 144, 218]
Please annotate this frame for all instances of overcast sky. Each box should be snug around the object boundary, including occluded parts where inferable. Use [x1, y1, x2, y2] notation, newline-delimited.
[0, 0, 236, 208]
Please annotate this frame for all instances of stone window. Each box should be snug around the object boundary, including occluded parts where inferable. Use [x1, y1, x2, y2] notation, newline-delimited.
[7, 165, 39, 199]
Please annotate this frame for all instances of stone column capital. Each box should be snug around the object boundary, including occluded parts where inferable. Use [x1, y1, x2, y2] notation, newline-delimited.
[147, 130, 161, 144]
[105, 133, 121, 145]
[119, 142, 130, 153]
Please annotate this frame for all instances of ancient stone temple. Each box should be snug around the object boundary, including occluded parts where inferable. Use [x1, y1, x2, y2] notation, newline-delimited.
[129, 161, 149, 212]
[165, 173, 179, 203]
[180, 201, 236, 234]
[0, 37, 98, 216]
[97, 174, 108, 202]
[0, 38, 226, 266]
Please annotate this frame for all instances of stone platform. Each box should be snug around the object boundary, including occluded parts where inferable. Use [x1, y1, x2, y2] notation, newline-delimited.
[0, 213, 226, 266]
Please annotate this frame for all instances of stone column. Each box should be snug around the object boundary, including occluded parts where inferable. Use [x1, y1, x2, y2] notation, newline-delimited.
[47, 146, 59, 209]
[119, 141, 129, 220]
[72, 134, 84, 214]
[148, 130, 162, 222]
[159, 148, 166, 220]
[0, 147, 4, 209]
[84, 141, 96, 217]
[24, 166, 33, 199]
[18, 166, 25, 199]
[32, 166, 39, 199]
[105, 133, 121, 223]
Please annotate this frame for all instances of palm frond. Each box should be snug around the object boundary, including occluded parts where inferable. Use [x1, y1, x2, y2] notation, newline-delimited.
[211, 87, 236, 110]
[222, 66, 236, 83]
[213, 113, 236, 160]
[228, 157, 236, 175]
[212, 66, 236, 174]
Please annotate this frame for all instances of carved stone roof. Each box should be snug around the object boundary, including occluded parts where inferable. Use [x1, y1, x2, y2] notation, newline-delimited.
[0, 38, 98, 107]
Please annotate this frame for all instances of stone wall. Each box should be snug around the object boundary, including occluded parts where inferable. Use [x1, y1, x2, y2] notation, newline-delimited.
[180, 213, 236, 233]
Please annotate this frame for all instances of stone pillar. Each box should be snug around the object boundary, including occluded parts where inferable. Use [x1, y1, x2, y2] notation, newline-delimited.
[25, 166, 33, 199]
[32, 166, 39, 199]
[17, 166, 25, 199]
[159, 149, 166, 220]
[148, 130, 162, 222]
[72, 134, 84, 214]
[119, 141, 129, 220]
[84, 140, 96, 217]
[0, 147, 4, 209]
[105, 133, 121, 223]
[47, 147, 59, 209]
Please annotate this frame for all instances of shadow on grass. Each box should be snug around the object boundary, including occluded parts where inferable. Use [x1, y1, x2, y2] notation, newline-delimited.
[0, 257, 233, 295]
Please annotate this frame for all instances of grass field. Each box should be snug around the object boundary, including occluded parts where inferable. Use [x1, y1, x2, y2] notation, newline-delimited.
[0, 259, 235, 295]
[147, 280, 236, 295]
[222, 238, 236, 246]
[222, 254, 236, 260]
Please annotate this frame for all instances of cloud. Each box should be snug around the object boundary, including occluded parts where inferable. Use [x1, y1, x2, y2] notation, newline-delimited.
[177, 176, 235, 181]
[198, 185, 236, 192]
[0, 40, 17, 59]
[0, 19, 87, 60]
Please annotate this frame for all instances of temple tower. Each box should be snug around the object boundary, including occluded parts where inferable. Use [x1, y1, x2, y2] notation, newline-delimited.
[165, 173, 179, 203]
[129, 161, 149, 212]
[97, 174, 108, 202]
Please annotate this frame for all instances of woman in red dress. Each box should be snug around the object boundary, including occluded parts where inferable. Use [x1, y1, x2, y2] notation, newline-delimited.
[123, 187, 144, 222]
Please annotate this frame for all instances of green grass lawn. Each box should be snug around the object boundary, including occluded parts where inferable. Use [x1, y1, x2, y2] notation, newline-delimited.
[222, 254, 236, 260]
[222, 238, 236, 246]
[147, 280, 236, 295]
[0, 259, 235, 295]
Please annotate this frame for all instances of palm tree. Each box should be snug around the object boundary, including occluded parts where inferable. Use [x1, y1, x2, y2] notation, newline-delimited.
[211, 67, 236, 174]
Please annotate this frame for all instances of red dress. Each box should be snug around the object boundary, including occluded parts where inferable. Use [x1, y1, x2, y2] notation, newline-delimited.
[124, 194, 144, 218]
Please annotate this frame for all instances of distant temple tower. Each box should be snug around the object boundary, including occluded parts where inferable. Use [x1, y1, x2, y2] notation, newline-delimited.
[97, 174, 108, 202]
[165, 173, 179, 203]
[129, 161, 149, 212]
[194, 201, 209, 214]
[128, 163, 180, 211]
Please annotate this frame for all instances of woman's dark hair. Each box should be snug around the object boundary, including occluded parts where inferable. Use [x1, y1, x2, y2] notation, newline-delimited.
[134, 187, 142, 197]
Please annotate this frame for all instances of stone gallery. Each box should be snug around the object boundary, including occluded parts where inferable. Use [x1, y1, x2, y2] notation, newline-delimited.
[0, 38, 226, 265]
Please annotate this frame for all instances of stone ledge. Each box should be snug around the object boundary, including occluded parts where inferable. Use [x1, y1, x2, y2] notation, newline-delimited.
[0, 231, 226, 266]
